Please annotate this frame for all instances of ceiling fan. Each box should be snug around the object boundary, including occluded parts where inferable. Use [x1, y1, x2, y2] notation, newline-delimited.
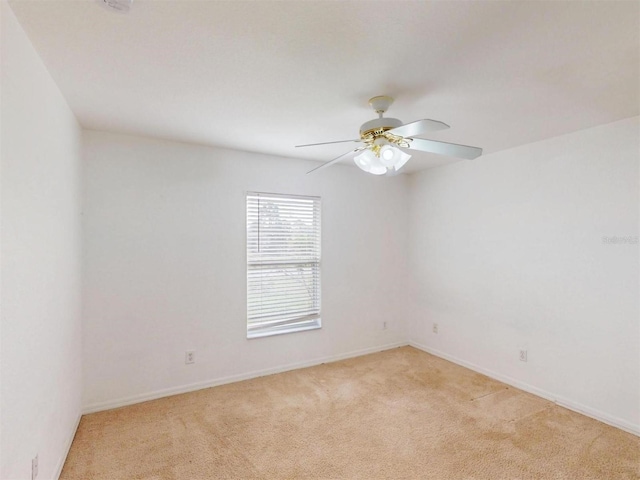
[297, 96, 483, 175]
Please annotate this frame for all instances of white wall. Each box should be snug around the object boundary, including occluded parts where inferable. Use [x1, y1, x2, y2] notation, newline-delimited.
[82, 130, 409, 410]
[1, 3, 83, 479]
[408, 116, 639, 434]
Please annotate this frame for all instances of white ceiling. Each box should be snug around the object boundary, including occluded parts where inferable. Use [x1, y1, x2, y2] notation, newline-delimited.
[9, 0, 640, 172]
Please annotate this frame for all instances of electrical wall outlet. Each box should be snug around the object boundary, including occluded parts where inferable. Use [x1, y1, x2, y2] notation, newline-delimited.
[519, 350, 528, 362]
[32, 454, 38, 480]
[185, 351, 195, 364]
[432, 323, 438, 334]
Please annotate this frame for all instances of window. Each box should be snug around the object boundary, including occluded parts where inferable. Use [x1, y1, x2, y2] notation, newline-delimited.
[246, 192, 321, 338]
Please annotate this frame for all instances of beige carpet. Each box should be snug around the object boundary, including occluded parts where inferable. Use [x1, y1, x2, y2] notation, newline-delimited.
[61, 347, 639, 479]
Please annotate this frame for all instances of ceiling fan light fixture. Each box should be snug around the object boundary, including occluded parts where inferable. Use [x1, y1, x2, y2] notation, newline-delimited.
[379, 145, 411, 171]
[381, 146, 395, 162]
[379, 145, 397, 167]
[354, 150, 387, 175]
[354, 150, 374, 172]
[392, 149, 411, 171]
[369, 161, 387, 175]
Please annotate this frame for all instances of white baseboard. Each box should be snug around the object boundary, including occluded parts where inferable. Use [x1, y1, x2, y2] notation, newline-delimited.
[82, 341, 408, 414]
[81, 339, 639, 437]
[54, 412, 82, 480]
[409, 341, 640, 437]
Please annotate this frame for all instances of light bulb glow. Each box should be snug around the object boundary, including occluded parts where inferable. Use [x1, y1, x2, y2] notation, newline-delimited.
[379, 145, 397, 167]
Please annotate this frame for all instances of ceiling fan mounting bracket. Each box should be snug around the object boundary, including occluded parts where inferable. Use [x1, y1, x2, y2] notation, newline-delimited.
[368, 95, 394, 115]
[360, 95, 402, 136]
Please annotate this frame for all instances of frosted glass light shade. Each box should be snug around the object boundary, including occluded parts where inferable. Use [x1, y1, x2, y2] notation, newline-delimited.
[379, 145, 397, 167]
[393, 149, 411, 171]
[379, 145, 411, 170]
[355, 146, 410, 175]
[354, 150, 376, 172]
[368, 158, 387, 175]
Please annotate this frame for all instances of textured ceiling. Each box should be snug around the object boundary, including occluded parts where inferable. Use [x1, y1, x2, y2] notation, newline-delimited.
[8, 0, 640, 172]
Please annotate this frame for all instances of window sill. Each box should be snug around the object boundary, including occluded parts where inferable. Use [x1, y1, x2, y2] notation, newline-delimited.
[247, 319, 321, 339]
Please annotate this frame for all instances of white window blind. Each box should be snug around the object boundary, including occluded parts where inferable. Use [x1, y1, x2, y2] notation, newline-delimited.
[246, 192, 321, 338]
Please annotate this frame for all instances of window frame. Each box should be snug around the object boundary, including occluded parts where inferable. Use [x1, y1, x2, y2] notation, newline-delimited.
[246, 191, 322, 339]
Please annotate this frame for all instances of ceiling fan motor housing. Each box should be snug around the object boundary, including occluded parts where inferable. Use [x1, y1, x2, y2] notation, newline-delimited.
[359, 117, 403, 137]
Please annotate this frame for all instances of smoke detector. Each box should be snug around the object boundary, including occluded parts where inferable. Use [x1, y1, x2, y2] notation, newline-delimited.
[96, 0, 132, 13]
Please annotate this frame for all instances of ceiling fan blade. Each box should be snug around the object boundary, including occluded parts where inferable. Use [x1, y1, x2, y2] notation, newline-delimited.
[296, 139, 361, 148]
[387, 119, 449, 138]
[306, 148, 363, 175]
[407, 138, 482, 160]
